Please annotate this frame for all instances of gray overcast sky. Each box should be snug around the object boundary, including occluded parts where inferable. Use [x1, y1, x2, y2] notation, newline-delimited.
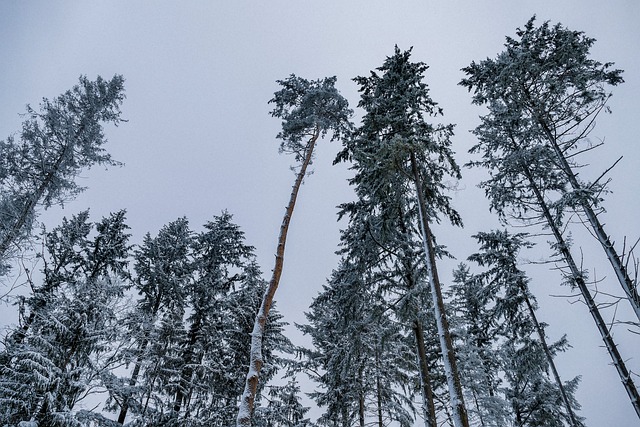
[1, 1, 639, 425]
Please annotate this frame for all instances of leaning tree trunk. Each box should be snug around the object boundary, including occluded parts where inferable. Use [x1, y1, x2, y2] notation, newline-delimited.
[236, 127, 320, 426]
[0, 133, 76, 259]
[413, 321, 437, 427]
[397, 209, 437, 427]
[410, 152, 470, 427]
[536, 114, 640, 323]
[520, 160, 640, 419]
[519, 286, 581, 427]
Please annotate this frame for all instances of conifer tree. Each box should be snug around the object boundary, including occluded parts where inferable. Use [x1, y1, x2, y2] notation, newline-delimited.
[112, 214, 292, 426]
[0, 76, 125, 272]
[0, 210, 130, 426]
[237, 75, 352, 426]
[448, 264, 509, 427]
[460, 16, 638, 323]
[469, 231, 582, 427]
[114, 217, 194, 424]
[335, 194, 438, 426]
[461, 18, 640, 418]
[464, 230, 584, 426]
[298, 259, 416, 427]
[337, 47, 468, 427]
[170, 212, 255, 419]
[255, 379, 311, 427]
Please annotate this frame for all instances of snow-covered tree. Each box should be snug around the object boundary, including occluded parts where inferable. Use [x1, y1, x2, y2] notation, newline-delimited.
[333, 191, 439, 427]
[298, 259, 416, 427]
[0, 210, 130, 426]
[461, 18, 640, 419]
[460, 17, 639, 323]
[237, 74, 352, 426]
[186, 252, 292, 426]
[114, 217, 194, 425]
[457, 230, 584, 426]
[170, 212, 255, 420]
[111, 213, 291, 426]
[337, 47, 468, 427]
[0, 76, 125, 273]
[255, 379, 311, 427]
[448, 264, 509, 427]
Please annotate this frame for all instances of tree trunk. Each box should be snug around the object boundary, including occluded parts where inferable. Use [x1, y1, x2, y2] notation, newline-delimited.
[0, 137, 73, 259]
[375, 343, 384, 427]
[410, 152, 470, 427]
[537, 112, 640, 323]
[413, 321, 437, 427]
[396, 207, 437, 427]
[520, 290, 581, 427]
[236, 127, 320, 426]
[358, 360, 366, 427]
[520, 160, 640, 419]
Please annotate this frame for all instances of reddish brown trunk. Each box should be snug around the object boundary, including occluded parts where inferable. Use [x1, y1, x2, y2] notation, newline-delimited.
[237, 128, 320, 426]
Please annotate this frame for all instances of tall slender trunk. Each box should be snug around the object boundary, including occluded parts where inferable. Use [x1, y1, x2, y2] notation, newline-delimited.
[173, 315, 202, 416]
[410, 152, 470, 427]
[396, 208, 437, 427]
[0, 135, 75, 259]
[472, 389, 486, 427]
[519, 290, 581, 427]
[520, 160, 640, 419]
[5, 145, 79, 350]
[236, 127, 320, 426]
[536, 111, 640, 322]
[341, 396, 350, 427]
[358, 361, 366, 427]
[116, 340, 146, 424]
[375, 342, 384, 427]
[413, 321, 437, 427]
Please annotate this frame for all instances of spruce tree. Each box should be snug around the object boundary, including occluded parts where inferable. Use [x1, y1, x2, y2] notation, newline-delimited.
[298, 259, 416, 426]
[0, 210, 130, 426]
[337, 47, 468, 427]
[448, 264, 509, 427]
[460, 16, 638, 323]
[115, 217, 194, 425]
[0, 76, 125, 272]
[460, 18, 640, 418]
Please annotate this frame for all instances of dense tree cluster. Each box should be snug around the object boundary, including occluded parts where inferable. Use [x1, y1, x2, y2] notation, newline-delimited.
[0, 209, 292, 426]
[1, 17, 638, 427]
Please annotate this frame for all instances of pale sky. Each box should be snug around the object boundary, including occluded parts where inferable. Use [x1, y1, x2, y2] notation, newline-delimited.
[1, 1, 639, 425]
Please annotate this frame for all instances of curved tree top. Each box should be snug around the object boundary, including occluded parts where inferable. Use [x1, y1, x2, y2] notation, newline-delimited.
[269, 74, 352, 162]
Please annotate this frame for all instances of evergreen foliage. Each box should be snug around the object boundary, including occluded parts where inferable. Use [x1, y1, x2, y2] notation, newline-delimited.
[0, 210, 130, 426]
[0, 76, 126, 273]
[449, 230, 584, 426]
[461, 17, 640, 418]
[336, 46, 467, 427]
[460, 16, 639, 323]
[2, 17, 638, 426]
